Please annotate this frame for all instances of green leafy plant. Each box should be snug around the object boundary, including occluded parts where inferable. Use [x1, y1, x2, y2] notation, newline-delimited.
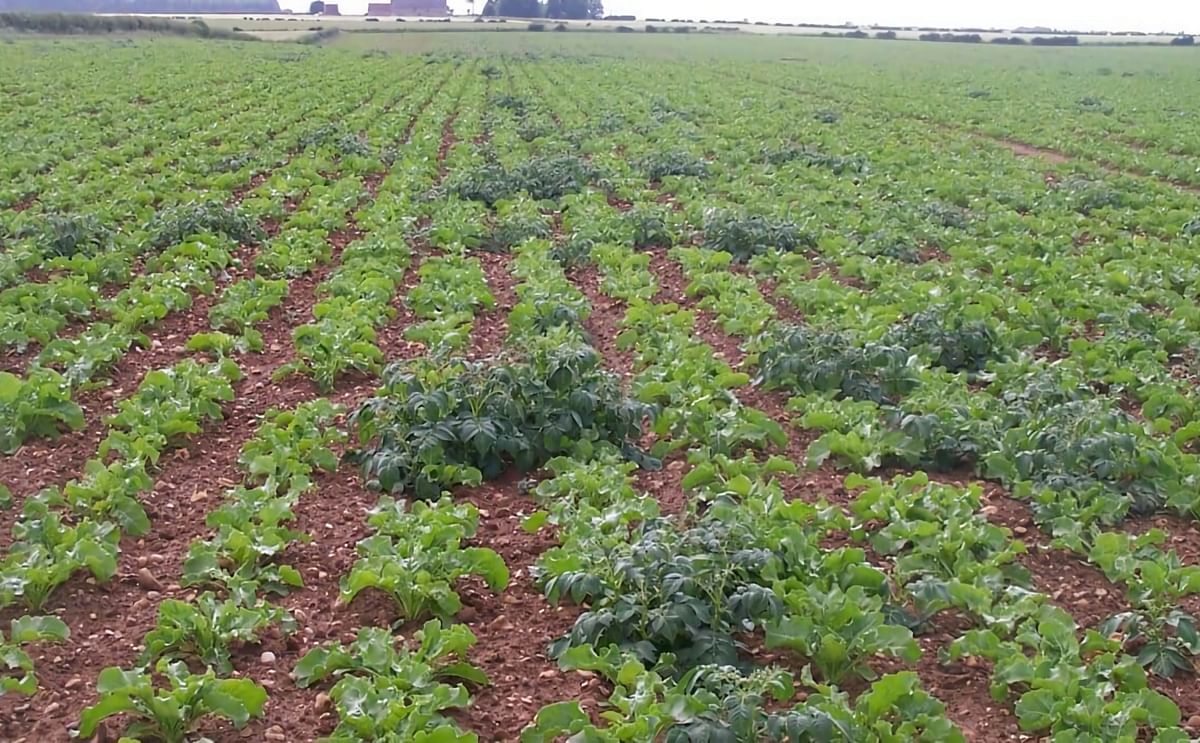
[78, 661, 268, 743]
[237, 399, 345, 496]
[143, 201, 263, 252]
[18, 213, 115, 258]
[1090, 530, 1200, 677]
[702, 209, 813, 263]
[350, 333, 651, 498]
[755, 326, 919, 404]
[341, 497, 508, 622]
[948, 605, 1184, 738]
[140, 592, 294, 674]
[100, 359, 237, 465]
[541, 499, 786, 669]
[1, 615, 69, 696]
[767, 555, 919, 684]
[181, 489, 307, 599]
[0, 369, 86, 454]
[0, 501, 119, 610]
[293, 620, 486, 742]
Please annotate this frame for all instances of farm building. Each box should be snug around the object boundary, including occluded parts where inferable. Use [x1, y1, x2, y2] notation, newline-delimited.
[365, 0, 450, 16]
[323, 2, 339, 13]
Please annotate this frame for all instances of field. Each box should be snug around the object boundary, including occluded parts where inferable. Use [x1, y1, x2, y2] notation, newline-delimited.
[92, 14, 1189, 44]
[2, 31, 1200, 742]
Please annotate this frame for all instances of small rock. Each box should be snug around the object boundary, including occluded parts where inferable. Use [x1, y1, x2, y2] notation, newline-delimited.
[315, 692, 333, 713]
[43, 702, 62, 715]
[135, 568, 163, 592]
[1095, 588, 1108, 598]
[457, 606, 478, 623]
[264, 728, 286, 742]
[260, 651, 277, 664]
[538, 669, 557, 679]
[64, 677, 83, 691]
[136, 555, 149, 568]
[1188, 715, 1200, 731]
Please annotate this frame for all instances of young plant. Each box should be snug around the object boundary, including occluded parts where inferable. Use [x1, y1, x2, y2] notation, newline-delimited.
[140, 593, 295, 675]
[1090, 530, 1200, 677]
[0, 369, 85, 454]
[0, 501, 119, 610]
[340, 497, 508, 622]
[1, 615, 69, 696]
[78, 661, 268, 743]
[181, 490, 307, 599]
[293, 620, 486, 741]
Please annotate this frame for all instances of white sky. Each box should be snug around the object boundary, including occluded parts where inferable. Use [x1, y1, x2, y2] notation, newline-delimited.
[281, 0, 1199, 33]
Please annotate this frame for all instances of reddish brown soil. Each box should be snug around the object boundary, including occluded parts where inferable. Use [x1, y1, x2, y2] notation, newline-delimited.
[437, 113, 460, 181]
[1122, 513, 1200, 565]
[9, 194, 37, 212]
[450, 472, 609, 741]
[755, 276, 805, 326]
[992, 137, 1071, 165]
[216, 106, 484, 739]
[647, 247, 745, 367]
[468, 251, 517, 361]
[0, 103, 441, 737]
[606, 194, 633, 212]
[566, 265, 636, 380]
[0, 242, 259, 534]
[0, 221, 363, 741]
[205, 247, 432, 742]
[984, 133, 1200, 195]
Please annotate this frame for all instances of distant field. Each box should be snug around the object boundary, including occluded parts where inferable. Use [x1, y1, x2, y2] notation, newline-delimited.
[94, 12, 1187, 43]
[3, 28, 1200, 743]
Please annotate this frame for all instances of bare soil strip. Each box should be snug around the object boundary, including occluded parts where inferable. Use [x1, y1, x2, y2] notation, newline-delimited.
[982, 133, 1200, 194]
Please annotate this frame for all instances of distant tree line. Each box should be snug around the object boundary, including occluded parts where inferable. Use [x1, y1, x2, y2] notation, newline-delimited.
[0, 11, 256, 36]
[0, 0, 281, 11]
[918, 32, 983, 43]
[480, 0, 602, 20]
[1030, 35, 1079, 45]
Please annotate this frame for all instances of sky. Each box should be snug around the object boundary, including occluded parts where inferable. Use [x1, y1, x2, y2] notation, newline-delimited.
[281, 0, 1199, 33]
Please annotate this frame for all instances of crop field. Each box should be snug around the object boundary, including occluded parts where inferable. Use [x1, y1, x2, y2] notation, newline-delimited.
[2, 31, 1200, 742]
